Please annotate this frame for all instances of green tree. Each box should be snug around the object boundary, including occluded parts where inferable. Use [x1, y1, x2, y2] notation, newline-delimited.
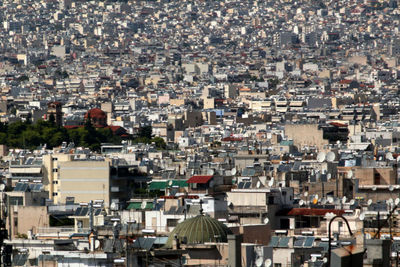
[138, 126, 152, 139]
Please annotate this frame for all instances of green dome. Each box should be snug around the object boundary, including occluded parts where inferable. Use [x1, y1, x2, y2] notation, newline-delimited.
[165, 215, 232, 248]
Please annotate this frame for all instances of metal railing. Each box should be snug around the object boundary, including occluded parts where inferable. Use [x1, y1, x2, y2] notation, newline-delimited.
[37, 227, 90, 234]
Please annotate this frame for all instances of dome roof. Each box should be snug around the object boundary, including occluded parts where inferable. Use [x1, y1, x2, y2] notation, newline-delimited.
[85, 108, 106, 119]
[165, 215, 232, 248]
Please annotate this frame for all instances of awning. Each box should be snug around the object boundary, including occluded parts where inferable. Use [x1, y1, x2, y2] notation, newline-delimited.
[171, 180, 187, 187]
[148, 181, 167, 190]
[133, 237, 156, 250]
[127, 202, 153, 210]
[186, 175, 213, 184]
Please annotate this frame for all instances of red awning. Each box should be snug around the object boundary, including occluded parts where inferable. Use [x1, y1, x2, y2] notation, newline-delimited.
[186, 175, 213, 184]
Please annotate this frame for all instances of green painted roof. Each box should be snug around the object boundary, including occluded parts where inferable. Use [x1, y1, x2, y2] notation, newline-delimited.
[171, 180, 188, 187]
[148, 181, 168, 190]
[165, 215, 232, 248]
[127, 202, 153, 210]
[148, 180, 188, 190]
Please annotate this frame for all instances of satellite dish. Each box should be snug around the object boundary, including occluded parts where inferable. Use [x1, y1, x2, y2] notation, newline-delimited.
[0, 184, 5, 191]
[264, 217, 269, 224]
[386, 152, 394, 160]
[256, 257, 263, 267]
[359, 213, 365, 221]
[323, 258, 328, 264]
[342, 196, 347, 204]
[317, 152, 326, 162]
[95, 240, 101, 249]
[389, 185, 394, 192]
[315, 194, 319, 201]
[395, 198, 400, 206]
[110, 202, 117, 211]
[207, 169, 215, 175]
[149, 169, 154, 174]
[268, 179, 274, 187]
[348, 170, 353, 178]
[299, 199, 305, 206]
[311, 256, 317, 262]
[256, 181, 261, 188]
[231, 168, 237, 176]
[326, 152, 336, 162]
[367, 199, 373, 206]
[327, 196, 334, 204]
[141, 201, 147, 209]
[168, 180, 173, 186]
[304, 191, 309, 197]
[312, 198, 318, 205]
[372, 186, 377, 191]
[265, 259, 272, 267]
[327, 173, 332, 180]
[321, 198, 327, 205]
[349, 199, 355, 205]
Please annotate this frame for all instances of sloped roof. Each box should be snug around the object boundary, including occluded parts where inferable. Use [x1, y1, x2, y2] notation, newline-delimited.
[186, 175, 213, 184]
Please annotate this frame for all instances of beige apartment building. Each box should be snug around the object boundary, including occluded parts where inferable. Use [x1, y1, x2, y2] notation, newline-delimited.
[43, 154, 111, 207]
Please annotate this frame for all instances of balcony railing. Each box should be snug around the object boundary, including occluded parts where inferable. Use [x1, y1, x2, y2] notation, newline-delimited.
[37, 227, 89, 234]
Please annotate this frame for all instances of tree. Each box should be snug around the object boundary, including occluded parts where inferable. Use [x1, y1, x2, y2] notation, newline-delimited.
[138, 126, 152, 139]
[152, 137, 166, 150]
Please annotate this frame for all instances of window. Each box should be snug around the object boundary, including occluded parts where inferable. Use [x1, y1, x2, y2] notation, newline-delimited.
[268, 196, 274, 204]
[9, 197, 23, 206]
[167, 219, 179, 227]
[374, 173, 381, 185]
[274, 264, 282, 267]
[52, 192, 58, 196]
[52, 181, 58, 184]
[14, 218, 18, 227]
[52, 158, 58, 161]
[53, 168, 58, 173]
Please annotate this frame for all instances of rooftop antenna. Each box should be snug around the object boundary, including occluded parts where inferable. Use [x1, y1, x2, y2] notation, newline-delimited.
[199, 199, 204, 215]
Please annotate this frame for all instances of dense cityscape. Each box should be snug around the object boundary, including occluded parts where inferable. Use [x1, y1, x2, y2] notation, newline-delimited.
[1, 0, 400, 266]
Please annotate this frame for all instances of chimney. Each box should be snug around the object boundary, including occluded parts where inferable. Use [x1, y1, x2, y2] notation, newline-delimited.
[228, 234, 242, 267]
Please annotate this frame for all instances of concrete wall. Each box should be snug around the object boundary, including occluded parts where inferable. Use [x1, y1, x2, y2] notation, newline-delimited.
[58, 161, 110, 207]
[285, 124, 328, 150]
[355, 167, 397, 186]
[8, 206, 49, 238]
